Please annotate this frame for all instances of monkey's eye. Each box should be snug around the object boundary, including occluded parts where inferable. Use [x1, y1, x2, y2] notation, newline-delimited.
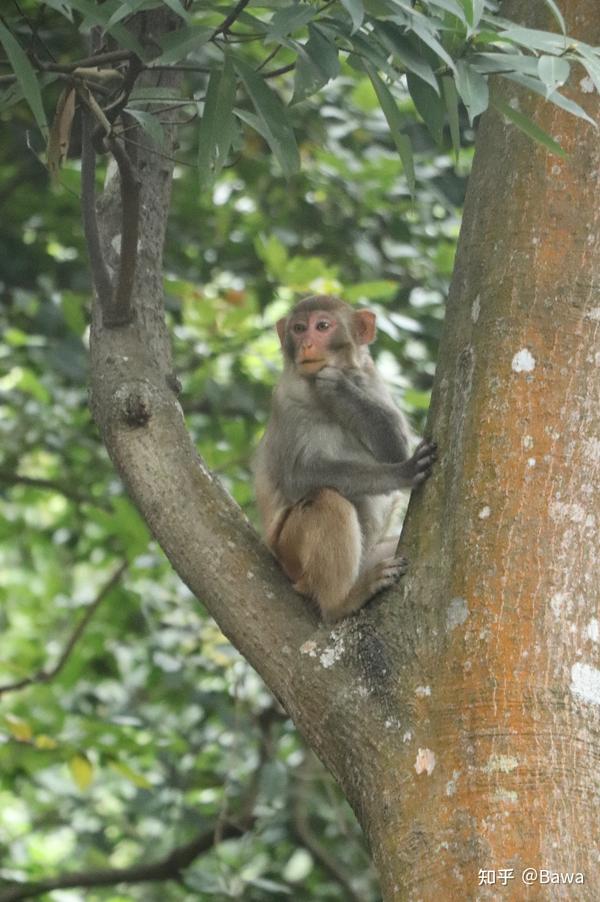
[292, 322, 307, 334]
[316, 320, 331, 331]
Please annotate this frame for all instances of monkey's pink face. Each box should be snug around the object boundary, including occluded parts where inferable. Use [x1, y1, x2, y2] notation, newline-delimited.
[289, 311, 339, 374]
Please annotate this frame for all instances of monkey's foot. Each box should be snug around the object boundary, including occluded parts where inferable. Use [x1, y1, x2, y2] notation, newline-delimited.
[368, 555, 408, 599]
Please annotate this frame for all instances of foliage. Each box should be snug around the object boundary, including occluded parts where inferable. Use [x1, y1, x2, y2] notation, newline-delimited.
[0, 0, 595, 899]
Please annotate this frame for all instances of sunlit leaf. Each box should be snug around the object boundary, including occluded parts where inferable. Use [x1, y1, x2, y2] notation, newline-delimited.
[5, 714, 32, 742]
[69, 754, 94, 790]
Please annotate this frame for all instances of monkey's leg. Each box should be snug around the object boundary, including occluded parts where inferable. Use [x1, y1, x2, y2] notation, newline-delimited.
[274, 491, 406, 622]
[274, 489, 362, 617]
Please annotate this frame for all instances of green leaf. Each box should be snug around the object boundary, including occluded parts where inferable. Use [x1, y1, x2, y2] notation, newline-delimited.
[492, 97, 566, 157]
[340, 0, 364, 33]
[496, 22, 567, 54]
[0, 23, 47, 135]
[407, 72, 445, 144]
[155, 24, 213, 64]
[126, 108, 165, 147]
[537, 55, 570, 98]
[504, 71, 596, 127]
[234, 57, 300, 178]
[109, 760, 153, 789]
[160, 0, 191, 22]
[268, 3, 317, 40]
[461, 0, 484, 29]
[292, 24, 340, 104]
[471, 52, 539, 79]
[67, 0, 147, 57]
[197, 55, 237, 188]
[411, 18, 456, 72]
[442, 75, 460, 157]
[454, 60, 489, 124]
[424, 0, 466, 24]
[366, 65, 416, 196]
[41, 0, 74, 21]
[373, 23, 440, 93]
[541, 0, 566, 34]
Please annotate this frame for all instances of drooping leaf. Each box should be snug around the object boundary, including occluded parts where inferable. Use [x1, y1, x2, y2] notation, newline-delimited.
[47, 87, 76, 180]
[407, 72, 445, 144]
[455, 60, 489, 124]
[410, 17, 456, 72]
[197, 55, 237, 187]
[234, 58, 300, 178]
[504, 71, 596, 127]
[340, 0, 364, 33]
[373, 22, 440, 93]
[492, 97, 566, 157]
[442, 75, 460, 157]
[541, 0, 566, 34]
[366, 65, 416, 196]
[292, 24, 340, 104]
[0, 23, 48, 135]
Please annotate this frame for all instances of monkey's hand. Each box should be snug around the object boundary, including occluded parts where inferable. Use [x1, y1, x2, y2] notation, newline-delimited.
[397, 439, 437, 488]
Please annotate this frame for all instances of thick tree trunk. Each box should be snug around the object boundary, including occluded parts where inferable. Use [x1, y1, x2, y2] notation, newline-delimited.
[89, 1, 600, 899]
[369, 1, 600, 896]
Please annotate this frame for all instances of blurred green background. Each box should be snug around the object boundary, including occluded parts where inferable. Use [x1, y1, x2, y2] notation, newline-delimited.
[0, 39, 471, 902]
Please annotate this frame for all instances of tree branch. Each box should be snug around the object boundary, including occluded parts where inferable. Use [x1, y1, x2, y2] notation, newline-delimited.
[212, 0, 252, 38]
[80, 105, 113, 313]
[0, 470, 92, 505]
[0, 562, 128, 697]
[0, 819, 250, 902]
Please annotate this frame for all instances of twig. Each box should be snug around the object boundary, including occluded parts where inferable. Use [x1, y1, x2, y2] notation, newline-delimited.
[0, 470, 94, 505]
[0, 562, 128, 697]
[211, 0, 252, 38]
[0, 819, 249, 902]
[292, 757, 364, 902]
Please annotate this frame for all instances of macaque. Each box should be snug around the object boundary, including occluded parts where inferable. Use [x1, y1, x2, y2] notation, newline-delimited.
[254, 295, 436, 622]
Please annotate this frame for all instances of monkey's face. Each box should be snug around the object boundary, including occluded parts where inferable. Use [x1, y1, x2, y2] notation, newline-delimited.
[275, 299, 378, 377]
[285, 310, 344, 375]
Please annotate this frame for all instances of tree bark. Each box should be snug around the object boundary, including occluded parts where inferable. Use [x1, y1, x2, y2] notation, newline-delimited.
[89, 1, 600, 899]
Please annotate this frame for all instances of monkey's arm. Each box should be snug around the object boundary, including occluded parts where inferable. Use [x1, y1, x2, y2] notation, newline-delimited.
[282, 440, 435, 503]
[312, 367, 409, 462]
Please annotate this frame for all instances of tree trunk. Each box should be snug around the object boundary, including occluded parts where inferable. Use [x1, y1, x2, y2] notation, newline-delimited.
[89, 1, 600, 899]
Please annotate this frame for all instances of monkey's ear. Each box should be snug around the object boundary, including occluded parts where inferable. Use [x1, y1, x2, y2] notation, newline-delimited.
[275, 317, 287, 347]
[353, 310, 377, 345]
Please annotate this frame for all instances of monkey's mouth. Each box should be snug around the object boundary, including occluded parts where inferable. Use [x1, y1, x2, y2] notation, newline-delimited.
[298, 359, 326, 374]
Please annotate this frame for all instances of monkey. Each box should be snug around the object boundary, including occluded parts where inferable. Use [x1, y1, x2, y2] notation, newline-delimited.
[253, 294, 436, 623]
